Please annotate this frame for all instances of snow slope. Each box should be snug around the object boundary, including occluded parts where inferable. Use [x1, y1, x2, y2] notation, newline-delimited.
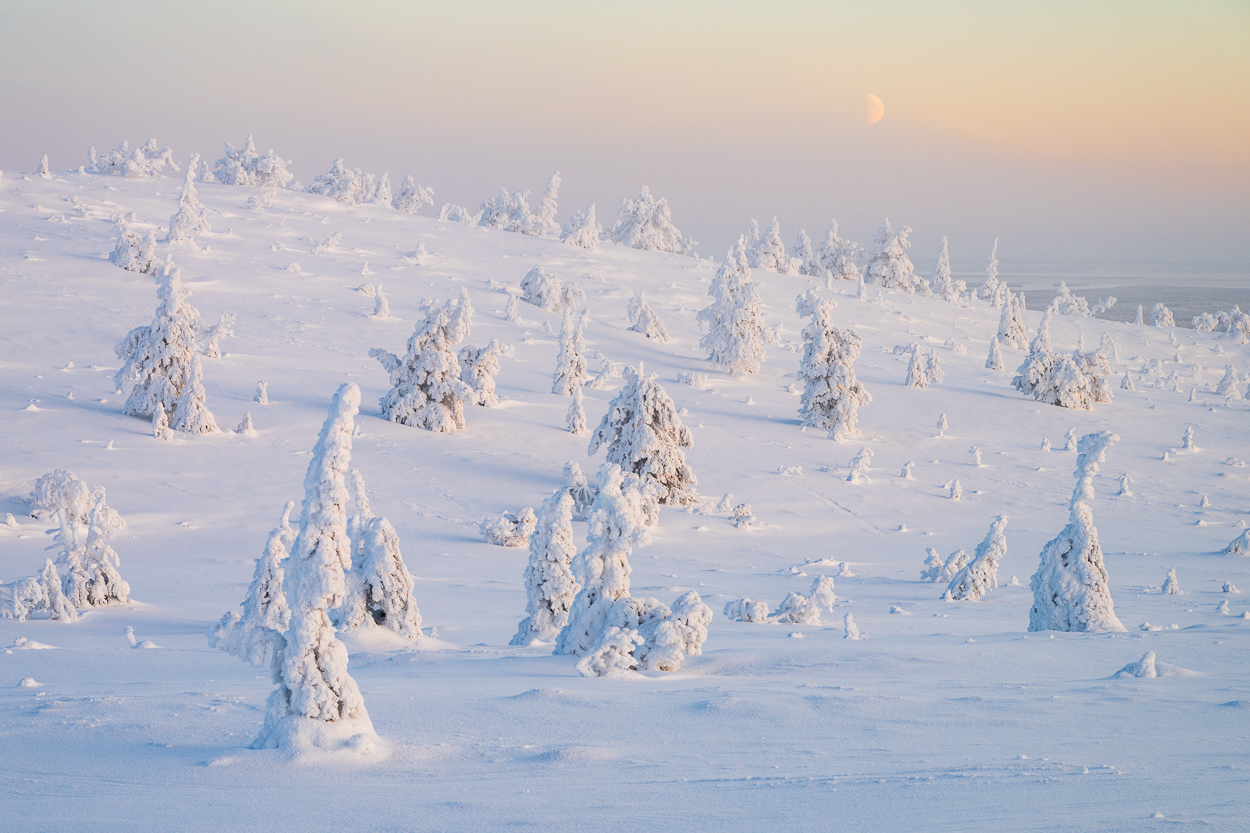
[2, 169, 1248, 831]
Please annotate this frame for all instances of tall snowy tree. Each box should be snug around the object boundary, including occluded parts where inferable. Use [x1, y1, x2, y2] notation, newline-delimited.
[171, 355, 219, 434]
[561, 203, 602, 250]
[1028, 431, 1126, 633]
[529, 172, 561, 237]
[798, 300, 871, 441]
[552, 308, 589, 395]
[945, 516, 1008, 601]
[930, 237, 965, 301]
[256, 383, 378, 751]
[511, 491, 580, 645]
[370, 291, 475, 432]
[748, 217, 794, 273]
[985, 336, 1006, 372]
[588, 365, 697, 506]
[997, 290, 1028, 350]
[698, 238, 770, 374]
[209, 502, 295, 668]
[337, 508, 423, 641]
[792, 229, 820, 277]
[864, 220, 927, 293]
[608, 186, 694, 254]
[818, 220, 863, 286]
[977, 238, 1005, 304]
[166, 156, 211, 245]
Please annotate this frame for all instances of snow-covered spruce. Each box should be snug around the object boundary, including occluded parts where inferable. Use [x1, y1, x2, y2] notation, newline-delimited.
[1048, 282, 1091, 317]
[977, 238, 1005, 304]
[772, 592, 821, 625]
[200, 313, 235, 359]
[370, 291, 475, 432]
[864, 219, 927, 293]
[818, 220, 863, 286]
[255, 381, 269, 405]
[458, 339, 504, 407]
[997, 290, 1028, 350]
[948, 479, 962, 501]
[937, 413, 948, 437]
[930, 237, 966, 301]
[921, 548, 944, 581]
[307, 159, 391, 206]
[588, 364, 697, 505]
[1223, 529, 1250, 555]
[482, 507, 538, 548]
[847, 447, 873, 484]
[580, 590, 713, 675]
[626, 291, 671, 342]
[36, 155, 53, 179]
[87, 139, 178, 178]
[520, 267, 583, 313]
[478, 186, 534, 233]
[986, 337, 1006, 372]
[1028, 430, 1126, 633]
[608, 186, 694, 254]
[566, 387, 587, 435]
[166, 156, 211, 245]
[109, 217, 158, 274]
[1012, 308, 1113, 410]
[370, 285, 390, 319]
[334, 487, 422, 640]
[208, 502, 295, 668]
[698, 238, 770, 374]
[792, 229, 821, 277]
[511, 491, 580, 645]
[255, 383, 378, 752]
[530, 172, 561, 238]
[723, 597, 770, 623]
[905, 346, 943, 389]
[172, 355, 219, 434]
[561, 203, 602, 250]
[798, 299, 871, 441]
[391, 176, 434, 214]
[212, 136, 295, 188]
[1215, 366, 1242, 399]
[945, 516, 1008, 601]
[748, 217, 797, 273]
[551, 308, 589, 396]
[563, 460, 597, 521]
[1152, 303, 1175, 328]
[844, 613, 860, 640]
[731, 502, 760, 529]
[1161, 567, 1181, 595]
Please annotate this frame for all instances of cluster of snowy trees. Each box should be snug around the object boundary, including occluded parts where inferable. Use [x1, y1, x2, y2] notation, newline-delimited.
[4, 471, 130, 621]
[211, 135, 295, 189]
[87, 139, 179, 178]
[1012, 309, 1114, 409]
[1194, 306, 1250, 342]
[722, 575, 838, 626]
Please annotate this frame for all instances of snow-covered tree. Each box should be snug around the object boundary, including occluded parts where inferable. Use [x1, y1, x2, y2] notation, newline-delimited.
[772, 592, 821, 625]
[723, 597, 771, 622]
[698, 238, 770, 374]
[36, 154, 53, 179]
[1120, 372, 1135, 391]
[110, 218, 158, 274]
[87, 139, 179, 178]
[977, 238, 1004, 304]
[520, 267, 583, 312]
[438, 202, 478, 224]
[1222, 528, 1250, 555]
[1012, 309, 1113, 410]
[930, 237, 966, 301]
[1215, 366, 1242, 399]
[458, 339, 504, 407]
[213, 136, 295, 188]
[905, 346, 943, 389]
[552, 308, 589, 395]
[209, 502, 295, 668]
[171, 355, 219, 434]
[308, 159, 372, 205]
[864, 220, 927, 293]
[626, 291, 671, 342]
[948, 479, 963, 500]
[792, 229, 820, 277]
[1048, 282, 1091, 317]
[986, 336, 1005, 372]
[370, 291, 475, 432]
[555, 464, 650, 655]
[482, 507, 537, 548]
[391, 175, 434, 214]
[337, 512, 423, 639]
[844, 613, 860, 640]
[255, 381, 269, 404]
[256, 383, 377, 750]
[511, 491, 580, 645]
[997, 290, 1028, 350]
[921, 548, 944, 581]
[477, 186, 534, 233]
[530, 172, 561, 237]
[798, 300, 870, 440]
[1152, 303, 1175, 327]
[588, 364, 697, 505]
[940, 549, 970, 583]
[567, 387, 587, 435]
[608, 186, 694, 254]
[945, 516, 1008, 601]
[1161, 567, 1181, 595]
[166, 157, 210, 245]
[200, 313, 235, 359]
[748, 217, 795, 273]
[371, 173, 393, 206]
[847, 447, 873, 483]
[731, 502, 760, 529]
[1028, 430, 1126, 633]
[818, 220, 863, 286]
[561, 203, 602, 250]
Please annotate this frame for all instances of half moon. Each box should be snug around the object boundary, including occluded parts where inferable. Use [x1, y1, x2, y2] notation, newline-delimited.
[866, 94, 884, 125]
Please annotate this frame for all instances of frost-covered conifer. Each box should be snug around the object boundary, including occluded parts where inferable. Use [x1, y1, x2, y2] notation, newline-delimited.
[555, 465, 649, 655]
[372, 173, 393, 206]
[864, 220, 927, 293]
[901, 461, 915, 479]
[110, 218, 158, 274]
[370, 291, 475, 432]
[1181, 425, 1197, 451]
[504, 294, 521, 324]
[698, 238, 770, 374]
[589, 365, 697, 505]
[1152, 303, 1175, 328]
[552, 308, 589, 395]
[723, 597, 771, 622]
[1222, 529, 1250, 555]
[792, 229, 820, 277]
[166, 157, 211, 245]
[482, 508, 538, 548]
[930, 237, 966, 301]
[937, 413, 949, 437]
[1028, 430, 1126, 633]
[520, 267, 583, 312]
[566, 387, 587, 435]
[337, 511, 422, 639]
[87, 139, 179, 178]
[997, 290, 1028, 350]
[773, 592, 821, 625]
[114, 263, 206, 424]
[561, 203, 602, 250]
[905, 347, 943, 389]
[370, 285, 390, 319]
[236, 412, 258, 437]
[458, 339, 504, 407]
[200, 313, 235, 360]
[986, 336, 1006, 372]
[308, 159, 372, 205]
[531, 172, 561, 237]
[172, 355, 219, 434]
[608, 186, 694, 254]
[818, 220, 863, 285]
[1215, 366, 1242, 399]
[970, 446, 983, 467]
[1161, 567, 1181, 595]
[731, 502, 760, 529]
[1013, 309, 1113, 410]
[152, 407, 172, 440]
[945, 516, 1007, 601]
[391, 175, 434, 214]
[36, 154, 53, 179]
[798, 300, 870, 440]
[511, 491, 580, 645]
[939, 549, 971, 584]
[808, 575, 837, 610]
[847, 447, 873, 483]
[844, 613, 860, 640]
[1121, 372, 1135, 391]
[794, 287, 821, 318]
[1048, 282, 1091, 317]
[948, 479, 962, 500]
[921, 548, 944, 581]
[477, 186, 534, 232]
[977, 239, 1004, 303]
[748, 217, 795, 273]
[209, 502, 295, 668]
[626, 291, 671, 342]
[213, 136, 295, 188]
[256, 383, 376, 750]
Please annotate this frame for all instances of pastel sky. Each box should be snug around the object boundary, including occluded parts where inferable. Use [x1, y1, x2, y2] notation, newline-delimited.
[2, 0, 1247, 268]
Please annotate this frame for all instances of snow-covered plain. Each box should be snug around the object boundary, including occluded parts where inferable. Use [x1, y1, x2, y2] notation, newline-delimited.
[2, 169, 1248, 831]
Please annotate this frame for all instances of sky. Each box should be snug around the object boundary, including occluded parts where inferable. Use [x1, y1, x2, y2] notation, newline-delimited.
[2, 0, 1247, 272]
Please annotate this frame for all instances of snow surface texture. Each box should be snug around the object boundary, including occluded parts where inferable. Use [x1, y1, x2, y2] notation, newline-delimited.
[3, 171, 1249, 830]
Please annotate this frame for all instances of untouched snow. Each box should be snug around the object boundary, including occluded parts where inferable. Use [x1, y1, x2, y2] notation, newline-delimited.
[2, 170, 1249, 831]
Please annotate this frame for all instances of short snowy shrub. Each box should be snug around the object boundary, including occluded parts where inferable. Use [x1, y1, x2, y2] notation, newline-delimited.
[847, 447, 873, 483]
[808, 575, 837, 610]
[458, 339, 504, 407]
[1048, 282, 1091, 317]
[773, 592, 821, 625]
[1152, 303, 1175, 328]
[818, 220, 863, 285]
[1161, 567, 1181, 595]
[731, 502, 760, 529]
[391, 175, 434, 214]
[921, 548, 944, 582]
[520, 267, 583, 313]
[109, 218, 158, 274]
[482, 507, 538, 548]
[844, 613, 860, 640]
[213, 136, 295, 188]
[723, 597, 770, 623]
[626, 291, 671, 342]
[1223, 529, 1250, 555]
[561, 203, 603, 250]
[87, 139, 179, 178]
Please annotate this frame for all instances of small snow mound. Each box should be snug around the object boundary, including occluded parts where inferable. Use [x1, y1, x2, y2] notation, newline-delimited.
[18, 677, 42, 688]
[10, 637, 58, 650]
[787, 631, 804, 638]
[527, 746, 619, 764]
[1112, 651, 1197, 679]
[509, 688, 572, 701]
[889, 605, 911, 615]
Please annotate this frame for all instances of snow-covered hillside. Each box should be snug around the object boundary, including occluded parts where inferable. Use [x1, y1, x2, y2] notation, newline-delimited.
[2, 167, 1248, 831]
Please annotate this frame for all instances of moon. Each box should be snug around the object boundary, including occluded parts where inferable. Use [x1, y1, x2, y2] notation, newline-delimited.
[866, 94, 884, 125]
